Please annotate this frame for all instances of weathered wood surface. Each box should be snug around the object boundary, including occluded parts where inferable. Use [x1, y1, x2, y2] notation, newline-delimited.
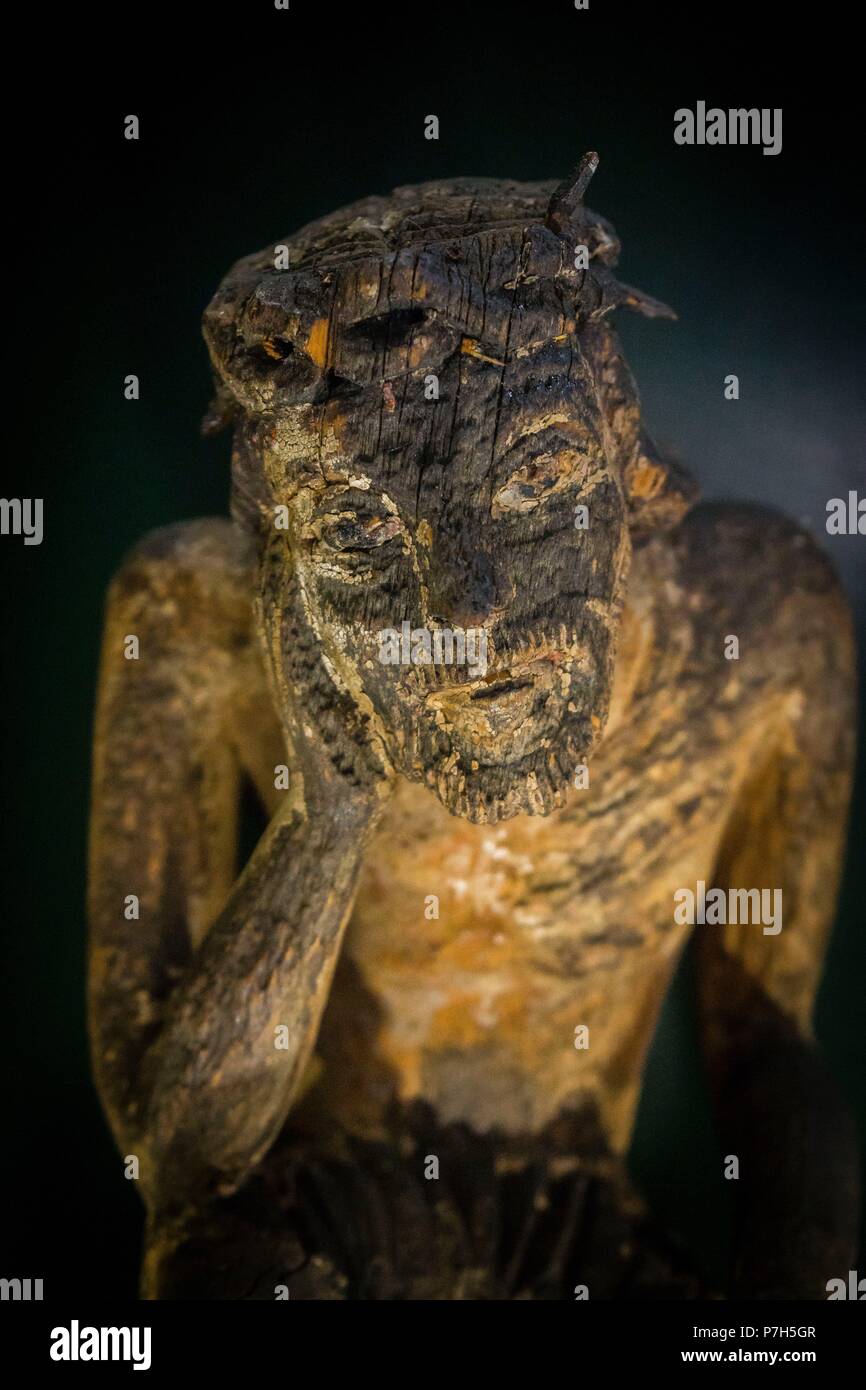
[89, 159, 858, 1298]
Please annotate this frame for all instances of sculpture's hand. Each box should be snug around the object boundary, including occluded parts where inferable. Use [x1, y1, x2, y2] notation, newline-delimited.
[252, 537, 398, 815]
[279, 666, 397, 823]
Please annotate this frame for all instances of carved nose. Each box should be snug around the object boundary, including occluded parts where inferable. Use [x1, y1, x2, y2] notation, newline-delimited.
[426, 547, 507, 628]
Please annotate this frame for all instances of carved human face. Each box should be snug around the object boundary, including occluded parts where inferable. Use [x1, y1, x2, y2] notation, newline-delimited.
[206, 218, 635, 822]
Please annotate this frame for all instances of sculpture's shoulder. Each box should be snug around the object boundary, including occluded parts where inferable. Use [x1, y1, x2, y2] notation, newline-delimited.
[634, 501, 857, 717]
[110, 515, 255, 597]
[667, 500, 854, 644]
[104, 517, 257, 656]
[611, 500, 856, 824]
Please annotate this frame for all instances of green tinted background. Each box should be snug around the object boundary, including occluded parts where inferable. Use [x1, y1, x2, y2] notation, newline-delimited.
[2, 7, 863, 1297]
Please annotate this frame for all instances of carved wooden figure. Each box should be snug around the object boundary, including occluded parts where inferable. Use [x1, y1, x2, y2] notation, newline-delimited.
[88, 155, 858, 1299]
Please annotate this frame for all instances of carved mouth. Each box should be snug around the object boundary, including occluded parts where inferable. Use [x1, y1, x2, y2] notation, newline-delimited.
[424, 656, 560, 721]
[469, 672, 533, 701]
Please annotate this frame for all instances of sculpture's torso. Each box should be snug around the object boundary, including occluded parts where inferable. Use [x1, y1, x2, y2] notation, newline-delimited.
[302, 521, 793, 1153]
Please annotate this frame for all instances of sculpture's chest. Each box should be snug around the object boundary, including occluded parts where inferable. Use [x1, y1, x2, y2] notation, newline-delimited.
[350, 752, 730, 981]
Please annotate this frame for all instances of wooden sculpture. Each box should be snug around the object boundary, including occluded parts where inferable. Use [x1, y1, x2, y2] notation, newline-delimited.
[88, 155, 858, 1299]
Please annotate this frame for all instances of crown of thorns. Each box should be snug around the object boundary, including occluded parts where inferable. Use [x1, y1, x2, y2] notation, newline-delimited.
[210, 152, 673, 332]
[293, 153, 672, 320]
[202, 152, 678, 439]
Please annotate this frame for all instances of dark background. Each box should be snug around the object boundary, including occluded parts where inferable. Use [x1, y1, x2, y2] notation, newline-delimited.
[1, 3, 863, 1298]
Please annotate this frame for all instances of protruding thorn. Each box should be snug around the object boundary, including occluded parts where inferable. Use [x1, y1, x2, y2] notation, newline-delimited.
[545, 152, 600, 232]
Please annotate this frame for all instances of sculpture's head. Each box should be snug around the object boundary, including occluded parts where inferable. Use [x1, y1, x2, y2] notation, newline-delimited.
[203, 155, 696, 822]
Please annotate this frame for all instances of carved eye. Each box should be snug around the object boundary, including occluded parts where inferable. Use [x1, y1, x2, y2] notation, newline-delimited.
[244, 334, 308, 376]
[492, 455, 566, 515]
[344, 306, 430, 350]
[318, 511, 403, 553]
[254, 335, 295, 363]
[231, 332, 319, 400]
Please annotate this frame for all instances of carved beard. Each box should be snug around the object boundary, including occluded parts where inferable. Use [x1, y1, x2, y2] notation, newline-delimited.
[410, 697, 607, 824]
[394, 610, 620, 823]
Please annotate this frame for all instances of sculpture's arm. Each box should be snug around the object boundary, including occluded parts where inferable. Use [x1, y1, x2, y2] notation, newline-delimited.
[694, 576, 858, 1299]
[140, 760, 380, 1212]
[88, 519, 385, 1213]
